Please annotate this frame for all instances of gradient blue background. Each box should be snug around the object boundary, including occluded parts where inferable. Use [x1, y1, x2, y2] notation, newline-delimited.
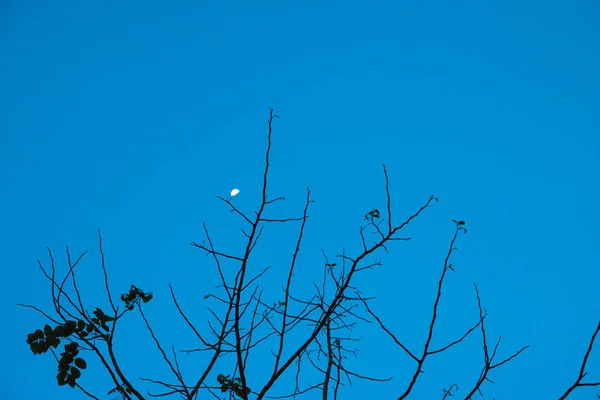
[2, 1, 599, 399]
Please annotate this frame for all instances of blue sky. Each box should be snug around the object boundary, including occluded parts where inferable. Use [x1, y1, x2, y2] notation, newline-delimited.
[2, 1, 599, 399]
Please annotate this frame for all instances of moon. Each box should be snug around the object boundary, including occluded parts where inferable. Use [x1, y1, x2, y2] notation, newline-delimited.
[230, 188, 240, 197]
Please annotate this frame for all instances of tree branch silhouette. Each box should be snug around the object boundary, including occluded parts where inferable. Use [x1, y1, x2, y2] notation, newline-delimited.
[20, 109, 599, 400]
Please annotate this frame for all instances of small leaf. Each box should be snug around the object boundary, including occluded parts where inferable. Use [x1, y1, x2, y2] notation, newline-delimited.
[70, 366, 81, 379]
[49, 336, 60, 348]
[66, 342, 78, 352]
[53, 327, 65, 338]
[59, 356, 72, 369]
[30, 342, 41, 354]
[57, 371, 68, 386]
[74, 358, 87, 369]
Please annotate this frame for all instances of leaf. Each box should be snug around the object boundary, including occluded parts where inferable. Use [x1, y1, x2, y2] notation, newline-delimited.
[48, 336, 60, 348]
[59, 356, 72, 369]
[66, 342, 78, 352]
[30, 342, 41, 354]
[57, 370, 68, 386]
[70, 366, 81, 379]
[94, 308, 114, 323]
[55, 322, 75, 337]
[74, 358, 87, 369]
[53, 325, 67, 338]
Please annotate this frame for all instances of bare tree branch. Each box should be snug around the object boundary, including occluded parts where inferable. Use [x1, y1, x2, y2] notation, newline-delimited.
[557, 320, 600, 400]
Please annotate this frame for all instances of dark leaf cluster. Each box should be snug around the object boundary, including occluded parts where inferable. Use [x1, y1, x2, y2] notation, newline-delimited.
[217, 373, 252, 398]
[364, 208, 381, 221]
[121, 285, 153, 311]
[57, 342, 87, 388]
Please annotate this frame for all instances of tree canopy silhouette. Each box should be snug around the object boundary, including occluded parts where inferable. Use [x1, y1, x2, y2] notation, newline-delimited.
[20, 109, 600, 400]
